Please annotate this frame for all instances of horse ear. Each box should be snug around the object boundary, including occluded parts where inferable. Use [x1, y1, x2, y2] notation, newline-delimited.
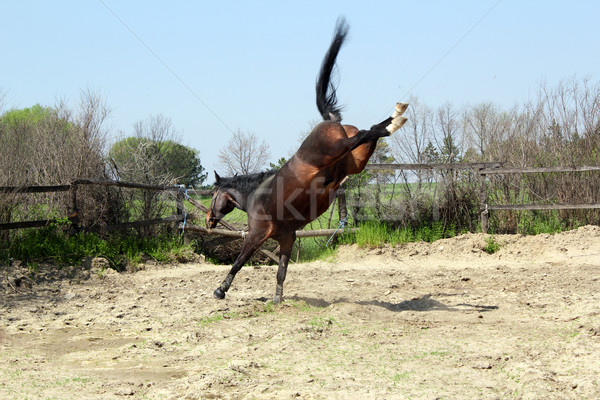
[214, 170, 221, 183]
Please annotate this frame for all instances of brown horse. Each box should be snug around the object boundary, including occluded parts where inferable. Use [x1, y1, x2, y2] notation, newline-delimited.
[207, 17, 408, 303]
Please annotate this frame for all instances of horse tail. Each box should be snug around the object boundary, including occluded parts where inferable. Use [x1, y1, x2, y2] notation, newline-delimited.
[316, 17, 349, 122]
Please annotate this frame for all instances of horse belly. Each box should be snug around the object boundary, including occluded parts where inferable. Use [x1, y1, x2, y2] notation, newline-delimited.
[280, 187, 338, 224]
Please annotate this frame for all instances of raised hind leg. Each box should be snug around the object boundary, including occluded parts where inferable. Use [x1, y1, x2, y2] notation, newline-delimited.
[352, 102, 409, 148]
[345, 103, 408, 153]
[214, 230, 269, 299]
[366, 103, 409, 134]
[273, 233, 296, 304]
[385, 102, 409, 134]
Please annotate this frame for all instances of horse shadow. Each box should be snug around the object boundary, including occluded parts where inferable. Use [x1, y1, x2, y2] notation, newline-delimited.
[282, 294, 498, 314]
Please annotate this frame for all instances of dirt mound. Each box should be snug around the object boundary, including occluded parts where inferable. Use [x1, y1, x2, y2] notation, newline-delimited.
[337, 225, 600, 265]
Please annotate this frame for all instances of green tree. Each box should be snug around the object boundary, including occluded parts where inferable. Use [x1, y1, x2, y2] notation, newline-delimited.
[421, 141, 439, 163]
[161, 141, 207, 187]
[109, 138, 207, 187]
[269, 157, 287, 170]
[1, 104, 55, 126]
[440, 135, 462, 163]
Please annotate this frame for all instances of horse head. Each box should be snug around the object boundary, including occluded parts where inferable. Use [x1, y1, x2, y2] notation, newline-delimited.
[206, 171, 242, 229]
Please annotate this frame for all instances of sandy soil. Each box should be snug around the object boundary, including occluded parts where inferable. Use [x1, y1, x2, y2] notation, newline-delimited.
[1, 226, 600, 399]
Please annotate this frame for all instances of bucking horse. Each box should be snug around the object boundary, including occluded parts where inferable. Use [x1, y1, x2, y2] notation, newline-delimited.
[206, 17, 408, 303]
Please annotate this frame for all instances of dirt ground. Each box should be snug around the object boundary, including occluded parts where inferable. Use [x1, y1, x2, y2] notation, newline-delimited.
[1, 226, 600, 400]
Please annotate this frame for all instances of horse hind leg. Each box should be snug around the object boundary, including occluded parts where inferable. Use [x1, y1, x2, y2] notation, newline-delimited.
[367, 102, 408, 135]
[349, 102, 409, 151]
[273, 233, 296, 304]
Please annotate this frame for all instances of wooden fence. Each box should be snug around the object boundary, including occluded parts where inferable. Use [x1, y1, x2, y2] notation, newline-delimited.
[0, 179, 188, 232]
[0, 179, 351, 262]
[2, 162, 599, 239]
[366, 163, 600, 233]
[478, 165, 600, 233]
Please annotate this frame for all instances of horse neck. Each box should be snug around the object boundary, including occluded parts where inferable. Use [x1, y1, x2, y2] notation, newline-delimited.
[225, 188, 250, 211]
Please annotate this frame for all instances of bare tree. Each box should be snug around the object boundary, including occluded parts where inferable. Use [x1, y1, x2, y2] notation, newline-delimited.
[435, 102, 462, 163]
[0, 90, 116, 233]
[110, 114, 178, 184]
[133, 114, 175, 144]
[216, 129, 271, 175]
[0, 88, 6, 113]
[108, 115, 180, 232]
[463, 102, 496, 158]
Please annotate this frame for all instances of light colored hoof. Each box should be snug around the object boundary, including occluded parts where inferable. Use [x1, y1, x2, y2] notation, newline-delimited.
[386, 116, 407, 134]
[392, 102, 409, 118]
[386, 103, 409, 133]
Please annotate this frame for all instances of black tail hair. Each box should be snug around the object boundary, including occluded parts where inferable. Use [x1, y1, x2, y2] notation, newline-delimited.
[316, 17, 349, 122]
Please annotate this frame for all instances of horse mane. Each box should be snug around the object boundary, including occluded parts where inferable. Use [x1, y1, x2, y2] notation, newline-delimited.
[215, 169, 278, 194]
[315, 17, 349, 122]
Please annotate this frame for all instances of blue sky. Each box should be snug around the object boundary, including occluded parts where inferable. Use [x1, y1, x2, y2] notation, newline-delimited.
[2, 1, 599, 177]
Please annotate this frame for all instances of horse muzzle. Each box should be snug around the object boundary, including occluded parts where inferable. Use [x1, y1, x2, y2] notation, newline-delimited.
[206, 214, 219, 229]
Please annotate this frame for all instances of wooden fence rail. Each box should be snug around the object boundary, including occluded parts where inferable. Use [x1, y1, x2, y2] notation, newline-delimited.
[480, 166, 600, 175]
[0, 180, 352, 254]
[2, 162, 598, 238]
[477, 164, 600, 232]
[184, 225, 358, 239]
[0, 180, 185, 232]
[365, 162, 503, 171]
[366, 162, 600, 233]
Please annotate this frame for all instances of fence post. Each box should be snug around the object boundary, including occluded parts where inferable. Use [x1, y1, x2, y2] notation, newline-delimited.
[176, 187, 185, 234]
[70, 181, 81, 232]
[479, 169, 489, 234]
[337, 186, 347, 223]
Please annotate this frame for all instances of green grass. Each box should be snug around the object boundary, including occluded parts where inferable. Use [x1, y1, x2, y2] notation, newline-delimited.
[1, 218, 197, 270]
[2, 190, 588, 271]
[293, 238, 338, 262]
[307, 316, 336, 329]
[515, 210, 566, 235]
[339, 220, 460, 247]
[483, 235, 501, 254]
[488, 209, 582, 235]
[391, 371, 412, 383]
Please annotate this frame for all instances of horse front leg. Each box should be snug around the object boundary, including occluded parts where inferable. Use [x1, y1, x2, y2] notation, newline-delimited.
[273, 233, 296, 304]
[214, 231, 268, 300]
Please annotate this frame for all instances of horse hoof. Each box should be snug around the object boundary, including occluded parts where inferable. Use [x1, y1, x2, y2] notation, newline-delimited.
[214, 288, 226, 299]
[273, 295, 282, 304]
[386, 116, 407, 134]
[393, 102, 409, 118]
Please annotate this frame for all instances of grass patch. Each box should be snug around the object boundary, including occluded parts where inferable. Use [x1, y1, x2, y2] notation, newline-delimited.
[198, 299, 325, 328]
[516, 210, 565, 235]
[1, 219, 197, 270]
[294, 238, 338, 263]
[199, 313, 227, 326]
[286, 299, 326, 312]
[483, 235, 501, 254]
[339, 221, 460, 247]
[391, 371, 412, 383]
[307, 316, 336, 329]
[199, 301, 279, 327]
[488, 209, 581, 235]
